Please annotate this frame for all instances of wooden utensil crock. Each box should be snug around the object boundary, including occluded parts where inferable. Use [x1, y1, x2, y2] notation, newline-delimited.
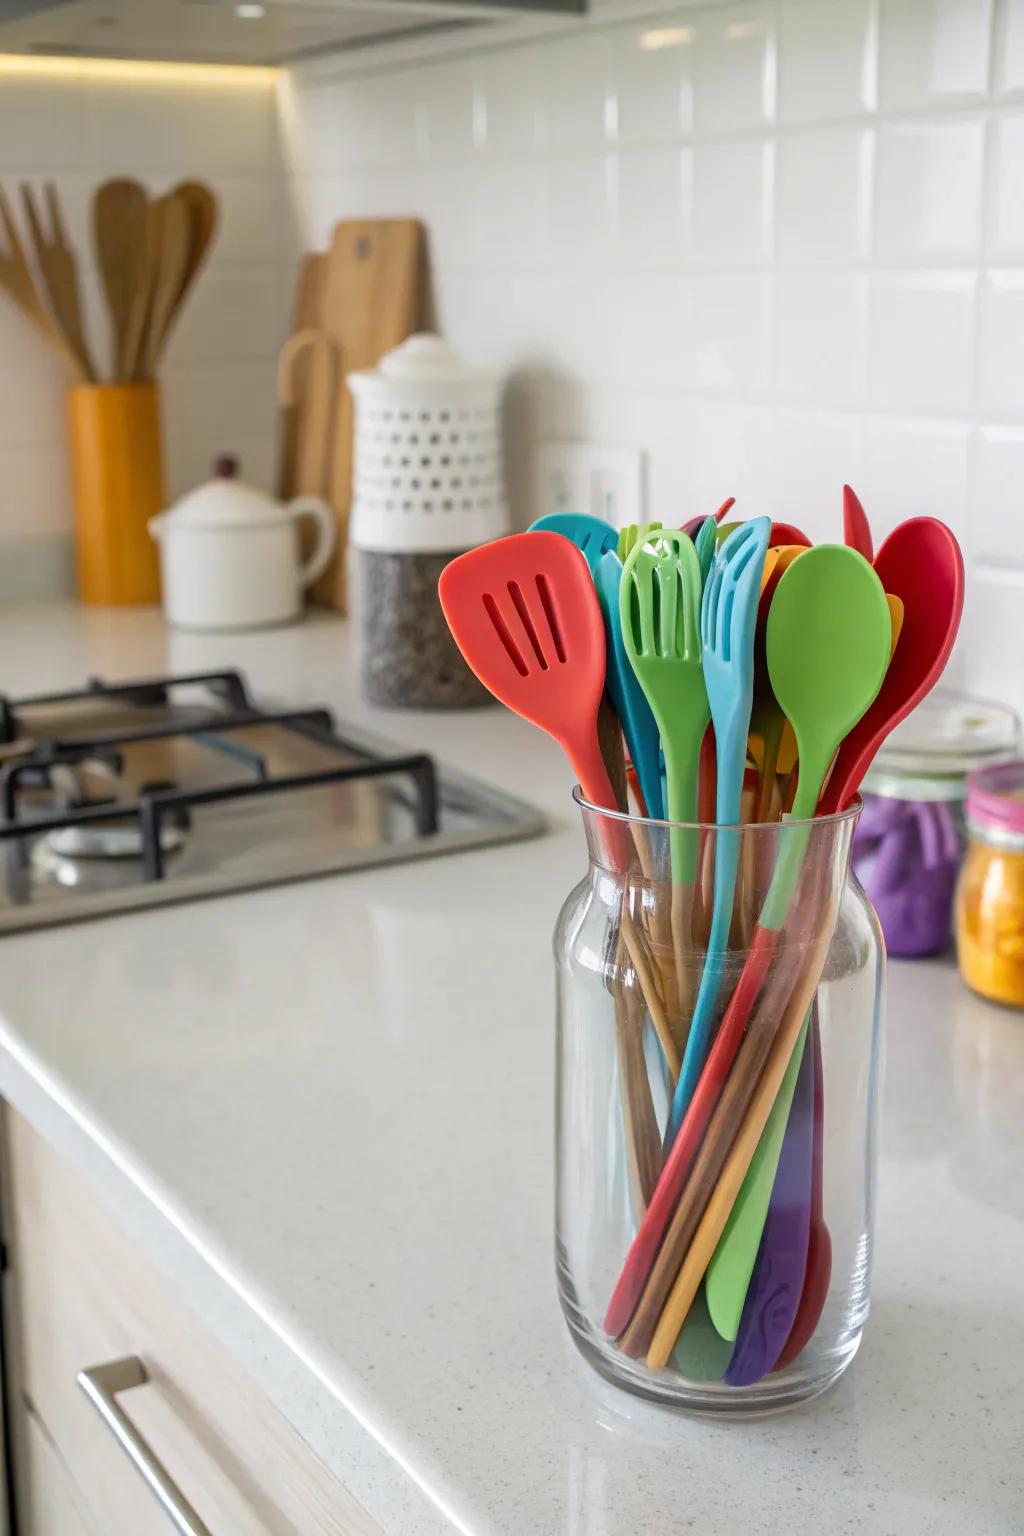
[66, 382, 163, 605]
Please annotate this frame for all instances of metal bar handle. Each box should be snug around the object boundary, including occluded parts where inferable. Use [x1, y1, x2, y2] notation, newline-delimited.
[77, 1356, 214, 1536]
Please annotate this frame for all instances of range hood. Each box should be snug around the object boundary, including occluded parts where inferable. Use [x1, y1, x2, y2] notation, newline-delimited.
[0, 0, 585, 67]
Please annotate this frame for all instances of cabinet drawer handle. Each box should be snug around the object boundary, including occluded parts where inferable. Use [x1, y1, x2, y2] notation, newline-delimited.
[77, 1355, 213, 1536]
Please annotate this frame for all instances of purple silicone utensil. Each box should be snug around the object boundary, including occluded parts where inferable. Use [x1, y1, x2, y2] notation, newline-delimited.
[725, 1028, 815, 1387]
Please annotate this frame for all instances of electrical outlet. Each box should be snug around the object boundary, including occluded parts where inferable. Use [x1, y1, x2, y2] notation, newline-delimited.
[533, 441, 645, 531]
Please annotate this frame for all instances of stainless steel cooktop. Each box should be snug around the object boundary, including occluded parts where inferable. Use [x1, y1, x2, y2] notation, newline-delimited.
[0, 669, 544, 934]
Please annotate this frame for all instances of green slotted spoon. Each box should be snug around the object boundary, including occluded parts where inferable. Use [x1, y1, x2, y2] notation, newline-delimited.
[620, 530, 708, 876]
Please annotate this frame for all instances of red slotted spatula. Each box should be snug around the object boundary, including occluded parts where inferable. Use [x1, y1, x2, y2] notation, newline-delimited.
[438, 531, 619, 813]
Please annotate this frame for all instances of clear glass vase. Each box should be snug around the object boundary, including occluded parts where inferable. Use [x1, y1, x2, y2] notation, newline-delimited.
[554, 796, 884, 1415]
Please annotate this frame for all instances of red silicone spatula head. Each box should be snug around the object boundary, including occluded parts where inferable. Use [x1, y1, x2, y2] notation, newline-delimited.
[438, 531, 615, 809]
[819, 516, 964, 814]
[843, 483, 873, 561]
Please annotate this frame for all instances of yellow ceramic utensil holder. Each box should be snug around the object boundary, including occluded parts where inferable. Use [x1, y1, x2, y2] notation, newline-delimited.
[67, 382, 164, 605]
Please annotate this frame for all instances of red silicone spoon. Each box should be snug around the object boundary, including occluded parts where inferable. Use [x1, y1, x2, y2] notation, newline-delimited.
[438, 532, 618, 812]
[784, 515, 964, 1367]
[769, 521, 811, 548]
[818, 516, 964, 814]
[843, 484, 873, 562]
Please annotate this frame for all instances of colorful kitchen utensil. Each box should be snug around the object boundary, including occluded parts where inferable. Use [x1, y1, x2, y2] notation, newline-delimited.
[818, 517, 965, 814]
[530, 511, 619, 574]
[619, 530, 709, 861]
[774, 1019, 831, 1370]
[769, 521, 812, 548]
[723, 1016, 815, 1385]
[604, 546, 891, 1344]
[664, 518, 770, 1146]
[704, 1003, 811, 1343]
[439, 532, 615, 808]
[595, 551, 664, 819]
[618, 521, 662, 562]
[694, 515, 717, 588]
[843, 483, 873, 562]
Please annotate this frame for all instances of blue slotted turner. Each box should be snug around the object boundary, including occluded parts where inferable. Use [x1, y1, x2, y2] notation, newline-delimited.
[529, 512, 619, 574]
[664, 517, 771, 1147]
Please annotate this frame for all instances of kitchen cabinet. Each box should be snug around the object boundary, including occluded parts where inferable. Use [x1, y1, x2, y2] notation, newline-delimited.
[2, 1108, 380, 1536]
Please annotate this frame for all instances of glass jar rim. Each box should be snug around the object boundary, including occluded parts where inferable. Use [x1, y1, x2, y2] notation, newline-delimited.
[571, 785, 862, 832]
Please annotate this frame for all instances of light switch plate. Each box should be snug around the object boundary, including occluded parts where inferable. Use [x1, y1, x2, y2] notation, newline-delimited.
[533, 441, 646, 531]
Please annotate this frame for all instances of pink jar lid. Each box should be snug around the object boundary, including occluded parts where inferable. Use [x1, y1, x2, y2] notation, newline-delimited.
[966, 761, 1024, 838]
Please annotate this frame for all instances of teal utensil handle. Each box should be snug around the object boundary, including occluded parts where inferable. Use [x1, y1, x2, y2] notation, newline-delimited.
[664, 724, 746, 1144]
[595, 552, 664, 820]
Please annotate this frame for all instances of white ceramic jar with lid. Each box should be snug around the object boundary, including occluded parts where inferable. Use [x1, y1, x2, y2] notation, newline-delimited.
[149, 456, 335, 632]
[348, 334, 507, 707]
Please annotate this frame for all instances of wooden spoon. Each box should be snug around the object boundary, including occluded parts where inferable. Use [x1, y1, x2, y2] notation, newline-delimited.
[93, 177, 148, 381]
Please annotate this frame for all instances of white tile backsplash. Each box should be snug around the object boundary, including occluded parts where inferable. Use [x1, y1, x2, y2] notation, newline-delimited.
[776, 126, 871, 264]
[866, 272, 976, 415]
[874, 119, 985, 262]
[778, 0, 876, 121]
[978, 271, 1024, 414]
[877, 0, 993, 109]
[255, 0, 1024, 716]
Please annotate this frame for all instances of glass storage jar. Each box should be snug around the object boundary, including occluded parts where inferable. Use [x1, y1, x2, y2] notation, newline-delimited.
[555, 797, 883, 1415]
[853, 692, 1019, 957]
[956, 762, 1024, 1008]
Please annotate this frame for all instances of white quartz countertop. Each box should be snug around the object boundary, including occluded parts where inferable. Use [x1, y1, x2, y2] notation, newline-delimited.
[0, 603, 1020, 1536]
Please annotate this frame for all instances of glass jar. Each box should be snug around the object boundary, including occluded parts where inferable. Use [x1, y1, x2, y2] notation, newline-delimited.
[853, 692, 1020, 957]
[956, 762, 1024, 1008]
[554, 797, 883, 1415]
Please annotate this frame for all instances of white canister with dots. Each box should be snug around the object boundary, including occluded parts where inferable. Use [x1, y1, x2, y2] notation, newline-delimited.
[348, 334, 508, 708]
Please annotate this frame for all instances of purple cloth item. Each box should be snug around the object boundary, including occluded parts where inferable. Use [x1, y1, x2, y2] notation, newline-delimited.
[853, 793, 961, 956]
[725, 1034, 815, 1388]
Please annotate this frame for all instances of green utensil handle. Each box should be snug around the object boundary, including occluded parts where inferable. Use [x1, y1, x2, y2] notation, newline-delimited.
[663, 738, 700, 885]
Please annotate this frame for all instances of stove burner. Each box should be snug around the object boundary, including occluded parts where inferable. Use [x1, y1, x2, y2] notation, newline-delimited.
[42, 819, 187, 862]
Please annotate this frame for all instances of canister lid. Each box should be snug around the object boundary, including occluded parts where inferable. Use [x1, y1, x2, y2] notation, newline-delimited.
[864, 691, 1021, 800]
[966, 761, 1024, 847]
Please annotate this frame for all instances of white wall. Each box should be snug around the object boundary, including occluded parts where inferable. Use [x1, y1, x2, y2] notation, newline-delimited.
[0, 61, 291, 600]
[281, 0, 1024, 711]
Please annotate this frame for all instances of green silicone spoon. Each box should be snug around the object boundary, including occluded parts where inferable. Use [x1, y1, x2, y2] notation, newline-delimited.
[760, 544, 892, 927]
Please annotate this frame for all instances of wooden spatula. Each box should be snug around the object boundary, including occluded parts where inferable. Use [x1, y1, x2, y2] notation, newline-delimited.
[93, 177, 148, 381]
[21, 181, 95, 380]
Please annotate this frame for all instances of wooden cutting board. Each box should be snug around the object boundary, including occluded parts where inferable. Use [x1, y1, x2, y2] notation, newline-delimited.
[280, 220, 425, 610]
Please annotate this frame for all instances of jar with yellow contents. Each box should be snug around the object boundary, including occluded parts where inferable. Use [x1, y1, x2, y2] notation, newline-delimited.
[956, 763, 1024, 1006]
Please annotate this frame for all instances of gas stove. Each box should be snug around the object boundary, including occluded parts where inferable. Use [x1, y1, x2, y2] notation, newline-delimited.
[0, 670, 543, 934]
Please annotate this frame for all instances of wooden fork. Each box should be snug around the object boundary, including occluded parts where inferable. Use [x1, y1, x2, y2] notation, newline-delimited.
[0, 187, 85, 379]
[20, 181, 96, 381]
